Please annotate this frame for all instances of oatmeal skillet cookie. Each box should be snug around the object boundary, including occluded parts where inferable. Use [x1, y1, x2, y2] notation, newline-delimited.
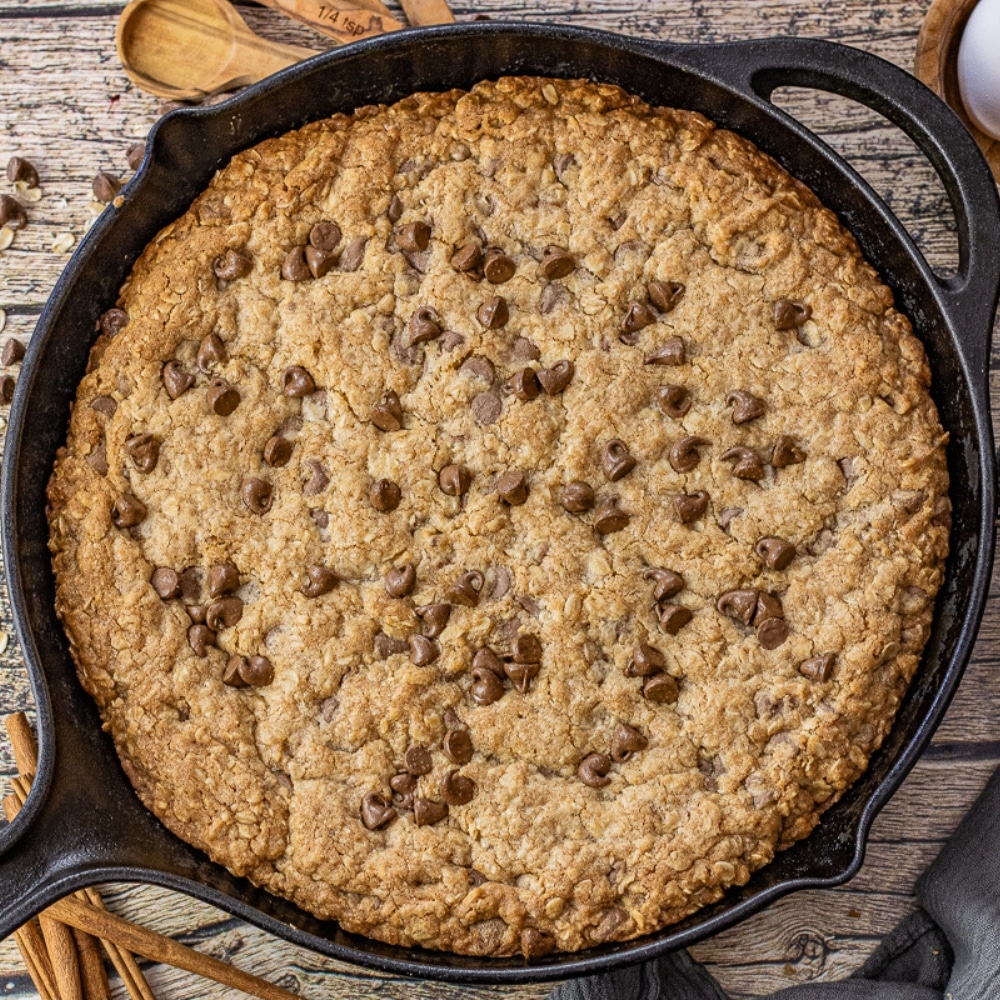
[48, 76, 949, 957]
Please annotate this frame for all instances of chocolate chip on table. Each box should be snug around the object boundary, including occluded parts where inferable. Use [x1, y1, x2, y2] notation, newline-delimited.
[447, 570, 485, 607]
[505, 368, 540, 401]
[773, 299, 812, 330]
[6, 156, 39, 188]
[471, 390, 502, 425]
[539, 246, 575, 280]
[309, 221, 341, 252]
[560, 480, 595, 514]
[385, 563, 416, 598]
[657, 603, 693, 635]
[717, 589, 760, 626]
[1, 338, 25, 366]
[473, 647, 504, 676]
[111, 493, 146, 528]
[668, 435, 710, 474]
[721, 446, 766, 481]
[643, 672, 679, 704]
[371, 389, 403, 432]
[772, 435, 807, 468]
[0, 373, 16, 405]
[416, 603, 451, 638]
[282, 366, 315, 397]
[521, 928, 556, 959]
[263, 434, 293, 468]
[602, 440, 636, 481]
[656, 385, 691, 418]
[414, 798, 449, 826]
[162, 360, 195, 400]
[497, 470, 529, 506]
[361, 792, 397, 831]
[439, 464, 472, 496]
[755, 537, 796, 570]
[0, 195, 27, 231]
[477, 295, 509, 329]
[207, 562, 239, 597]
[150, 567, 181, 600]
[410, 306, 442, 344]
[674, 490, 709, 524]
[611, 723, 648, 763]
[800, 653, 836, 682]
[240, 477, 273, 515]
[578, 753, 612, 788]
[302, 565, 338, 599]
[408, 634, 439, 666]
[404, 746, 433, 776]
[124, 433, 160, 473]
[301, 460, 329, 496]
[206, 595, 243, 630]
[440, 770, 476, 806]
[126, 143, 145, 172]
[187, 624, 216, 657]
[396, 221, 431, 252]
[471, 663, 505, 705]
[648, 280, 685, 313]
[207, 378, 240, 416]
[443, 728, 473, 764]
[197, 333, 226, 372]
[537, 359, 574, 395]
[756, 617, 789, 649]
[594, 495, 629, 534]
[451, 242, 483, 273]
[92, 171, 121, 203]
[644, 568, 684, 601]
[213, 248, 252, 280]
[726, 390, 765, 424]
[281, 246, 311, 282]
[621, 302, 657, 341]
[644, 339, 685, 366]
[305, 245, 337, 279]
[370, 478, 402, 513]
[483, 248, 516, 284]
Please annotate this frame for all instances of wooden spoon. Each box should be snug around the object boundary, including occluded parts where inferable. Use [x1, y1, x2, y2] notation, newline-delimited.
[116, 0, 322, 101]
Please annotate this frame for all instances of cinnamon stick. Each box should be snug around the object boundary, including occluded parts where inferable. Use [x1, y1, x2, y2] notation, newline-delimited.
[4, 712, 38, 779]
[39, 910, 84, 1000]
[74, 926, 112, 1000]
[399, 0, 454, 24]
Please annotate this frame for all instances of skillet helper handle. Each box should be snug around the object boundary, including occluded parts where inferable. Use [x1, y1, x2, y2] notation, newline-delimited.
[693, 37, 1000, 380]
[254, 0, 404, 42]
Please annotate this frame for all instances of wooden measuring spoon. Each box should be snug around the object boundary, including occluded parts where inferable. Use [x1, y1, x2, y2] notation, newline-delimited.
[255, 0, 405, 41]
[117, 0, 323, 101]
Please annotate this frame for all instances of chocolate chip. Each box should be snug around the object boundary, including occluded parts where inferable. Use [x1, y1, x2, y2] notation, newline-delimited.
[111, 493, 146, 528]
[303, 244, 336, 279]
[213, 248, 252, 280]
[413, 798, 449, 826]
[303, 565, 338, 598]
[505, 658, 541, 694]
[92, 171, 121, 203]
[207, 562, 239, 597]
[539, 246, 575, 280]
[361, 792, 397, 830]
[390, 771, 416, 805]
[0, 195, 27, 231]
[560, 480, 595, 514]
[773, 299, 812, 330]
[187, 624, 216, 657]
[86, 441, 108, 475]
[369, 479, 401, 513]
[657, 603, 693, 635]
[241, 477, 273, 515]
[473, 647, 504, 675]
[310, 509, 329, 530]
[594, 495, 629, 534]
[263, 434, 293, 468]
[220, 655, 248, 686]
[621, 302, 657, 341]
[281, 366, 315, 397]
[717, 590, 759, 626]
[611, 723, 648, 763]
[410, 306, 442, 345]
[644, 339, 685, 366]
[772, 435, 807, 468]
[197, 333, 225, 373]
[511, 633, 542, 663]
[207, 378, 240, 416]
[124, 433, 160, 473]
[6, 156, 39, 188]
[755, 592, 784, 624]
[674, 490, 709, 523]
[151, 567, 181, 600]
[483, 248, 516, 284]
[206, 596, 242, 630]
[439, 464, 472, 496]
[451, 242, 483, 273]
[727, 390, 765, 424]
[668, 435, 709, 474]
[443, 728, 473, 764]
[643, 673, 679, 704]
[405, 746, 433, 775]
[477, 295, 509, 329]
[309, 221, 341, 252]
[1, 339, 25, 366]
[521, 928, 556, 959]
[718, 507, 744, 534]
[339, 236, 367, 271]
[756, 617, 789, 649]
[504, 368, 540, 401]
[371, 389, 403, 432]
[387, 195, 404, 223]
[126, 143, 145, 172]
[281, 246, 311, 281]
[722, 446, 766, 481]
[416, 603, 451, 638]
[537, 360, 574, 395]
[447, 570, 485, 607]
[397, 221, 431, 252]
[408, 634, 439, 666]
[178, 567, 202, 603]
[497, 470, 529, 506]
[648, 280, 685, 313]
[578, 753, 612, 788]
[162, 361, 195, 400]
[373, 632, 407, 659]
[301, 460, 328, 496]
[385, 563, 416, 598]
[755, 537, 796, 570]
[440, 769, 475, 805]
[471, 664, 505, 705]
[644, 568, 684, 601]
[460, 356, 495, 383]
[223, 654, 261, 688]
[800, 653, 836, 682]
[656, 385, 691, 418]
[471, 391, 502, 425]
[186, 604, 208, 625]
[602, 440, 636, 481]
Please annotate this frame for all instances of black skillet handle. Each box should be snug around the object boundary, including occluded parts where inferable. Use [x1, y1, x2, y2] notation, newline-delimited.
[676, 37, 1000, 380]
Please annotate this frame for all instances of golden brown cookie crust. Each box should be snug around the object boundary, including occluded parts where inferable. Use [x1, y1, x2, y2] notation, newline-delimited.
[47, 77, 949, 956]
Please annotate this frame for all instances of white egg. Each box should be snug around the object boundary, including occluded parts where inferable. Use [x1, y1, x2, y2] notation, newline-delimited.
[958, 0, 1000, 139]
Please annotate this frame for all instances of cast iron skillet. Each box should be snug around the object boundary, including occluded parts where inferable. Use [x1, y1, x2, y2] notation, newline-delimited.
[0, 23, 997, 984]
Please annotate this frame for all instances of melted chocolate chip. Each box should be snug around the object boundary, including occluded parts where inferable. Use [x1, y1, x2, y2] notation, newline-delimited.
[773, 299, 812, 330]
[410, 307, 442, 345]
[483, 248, 515, 284]
[772, 436, 807, 468]
[282, 366, 315, 397]
[727, 390, 766, 424]
[511, 633, 542, 663]
[471, 664, 504, 705]
[207, 562, 239, 597]
[539, 246, 575, 280]
[621, 302, 657, 341]
[537, 360, 574, 395]
[301, 460, 329, 497]
[594, 495, 629, 534]
[521, 928, 556, 958]
[648, 280, 685, 313]
[369, 478, 402, 513]
[373, 633, 407, 658]
[451, 242, 483, 273]
[205, 596, 242, 631]
[439, 464, 472, 496]
[207, 378, 240, 416]
[151, 567, 181, 600]
[505, 368, 540, 401]
[674, 491, 708, 524]
[440, 770, 475, 805]
[657, 603, 693, 635]
[460, 356, 495, 383]
[408, 634, 439, 666]
[339, 236, 367, 272]
[577, 753, 612, 787]
[722, 446, 766, 481]
[361, 792, 397, 830]
[371, 390, 403, 432]
[471, 391, 503, 425]
[197, 333, 226, 373]
[385, 563, 416, 598]
[187, 624, 216, 657]
[644, 339, 685, 366]
[213, 248, 252, 280]
[644, 568, 684, 601]
[755, 537, 796, 570]
[755, 592, 784, 623]
[1, 338, 25, 366]
[111, 493, 146, 528]
[497, 470, 529, 505]
[413, 798, 449, 826]
[477, 295, 509, 329]
[443, 728, 473, 764]
[642, 673, 679, 704]
[446, 570, 485, 608]
[504, 660, 540, 694]
[800, 653, 836, 682]
[241, 478, 272, 515]
[125, 433, 160, 473]
[99, 308, 129, 338]
[602, 440, 636, 481]
[387, 195, 403, 223]
[416, 603, 451, 638]
[656, 384, 691, 418]
[561, 480, 595, 514]
[756, 617, 789, 649]
[611, 723, 648, 763]
[668, 435, 709, 474]
[309, 221, 341, 252]
[281, 246, 311, 282]
[397, 221, 431, 252]
[263, 434, 293, 468]
[405, 746, 433, 775]
[162, 360, 195, 400]
[717, 589, 759, 626]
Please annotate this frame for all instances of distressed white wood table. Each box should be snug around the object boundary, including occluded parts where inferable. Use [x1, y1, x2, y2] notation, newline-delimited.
[1, 1, 998, 997]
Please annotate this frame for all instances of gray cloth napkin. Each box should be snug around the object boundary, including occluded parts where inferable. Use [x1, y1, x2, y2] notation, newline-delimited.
[551, 764, 1000, 1000]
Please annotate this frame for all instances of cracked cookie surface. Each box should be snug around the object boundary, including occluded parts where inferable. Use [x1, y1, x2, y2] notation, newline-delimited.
[47, 76, 949, 956]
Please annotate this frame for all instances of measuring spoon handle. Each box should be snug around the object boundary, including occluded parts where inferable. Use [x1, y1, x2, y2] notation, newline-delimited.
[255, 0, 405, 42]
